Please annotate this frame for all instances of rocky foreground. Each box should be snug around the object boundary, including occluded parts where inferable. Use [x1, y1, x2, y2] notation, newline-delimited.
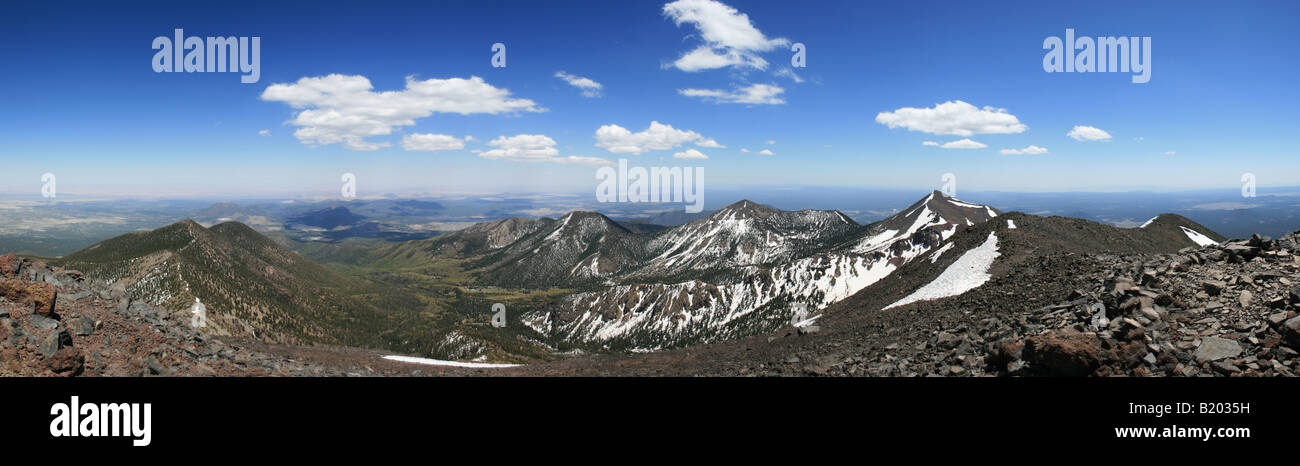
[0, 254, 433, 377]
[852, 233, 1300, 377]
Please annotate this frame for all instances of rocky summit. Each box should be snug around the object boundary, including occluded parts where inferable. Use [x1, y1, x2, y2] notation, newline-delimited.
[844, 232, 1300, 377]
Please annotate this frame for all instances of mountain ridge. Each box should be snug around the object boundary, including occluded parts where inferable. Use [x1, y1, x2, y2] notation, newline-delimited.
[54, 219, 394, 347]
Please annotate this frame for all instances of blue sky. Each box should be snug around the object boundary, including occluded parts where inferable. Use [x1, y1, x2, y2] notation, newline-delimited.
[1, 0, 1297, 198]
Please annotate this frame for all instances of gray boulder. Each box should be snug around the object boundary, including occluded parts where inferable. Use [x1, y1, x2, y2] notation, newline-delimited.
[1194, 336, 1242, 361]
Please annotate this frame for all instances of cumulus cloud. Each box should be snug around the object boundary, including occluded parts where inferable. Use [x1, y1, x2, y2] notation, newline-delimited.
[922, 141, 939, 146]
[758, 149, 774, 155]
[940, 139, 987, 149]
[766, 140, 775, 145]
[1067, 125, 1112, 141]
[554, 71, 602, 97]
[740, 148, 750, 153]
[670, 46, 769, 72]
[1164, 151, 1176, 156]
[678, 83, 785, 104]
[479, 134, 558, 162]
[875, 100, 1027, 137]
[260, 74, 542, 151]
[402, 133, 468, 151]
[476, 134, 613, 167]
[594, 121, 712, 154]
[258, 129, 271, 136]
[673, 148, 710, 159]
[1000, 145, 1049, 155]
[662, 0, 789, 72]
[696, 138, 726, 148]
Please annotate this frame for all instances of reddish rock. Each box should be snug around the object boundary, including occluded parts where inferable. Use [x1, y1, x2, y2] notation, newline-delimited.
[1099, 339, 1148, 371]
[986, 340, 1024, 371]
[0, 278, 57, 317]
[1023, 330, 1102, 376]
[45, 347, 84, 376]
[0, 254, 19, 278]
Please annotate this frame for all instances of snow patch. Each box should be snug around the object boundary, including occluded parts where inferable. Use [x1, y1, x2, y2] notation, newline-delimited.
[885, 232, 1000, 310]
[382, 355, 520, 368]
[929, 242, 954, 263]
[853, 228, 900, 253]
[1007, 220, 1017, 229]
[1180, 226, 1218, 247]
[1139, 216, 1159, 228]
[948, 198, 984, 209]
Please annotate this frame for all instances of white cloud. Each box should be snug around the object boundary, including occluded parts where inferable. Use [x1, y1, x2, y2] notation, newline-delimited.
[758, 149, 774, 155]
[594, 121, 712, 154]
[669, 46, 768, 72]
[673, 148, 710, 159]
[740, 148, 750, 153]
[555, 155, 616, 167]
[662, 0, 789, 72]
[696, 138, 726, 148]
[765, 140, 775, 145]
[1000, 145, 1049, 155]
[940, 139, 987, 149]
[475, 135, 614, 167]
[258, 129, 270, 136]
[479, 134, 558, 162]
[261, 74, 542, 151]
[1067, 125, 1112, 141]
[922, 141, 939, 146]
[774, 67, 804, 83]
[875, 100, 1027, 136]
[402, 133, 467, 152]
[554, 71, 602, 97]
[1164, 151, 1176, 156]
[678, 83, 785, 104]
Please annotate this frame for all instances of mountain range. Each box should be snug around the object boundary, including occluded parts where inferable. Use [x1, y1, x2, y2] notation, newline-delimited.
[39, 190, 1237, 365]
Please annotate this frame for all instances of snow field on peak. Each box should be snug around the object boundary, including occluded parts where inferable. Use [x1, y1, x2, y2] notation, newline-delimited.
[1181, 226, 1219, 247]
[884, 232, 1000, 310]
